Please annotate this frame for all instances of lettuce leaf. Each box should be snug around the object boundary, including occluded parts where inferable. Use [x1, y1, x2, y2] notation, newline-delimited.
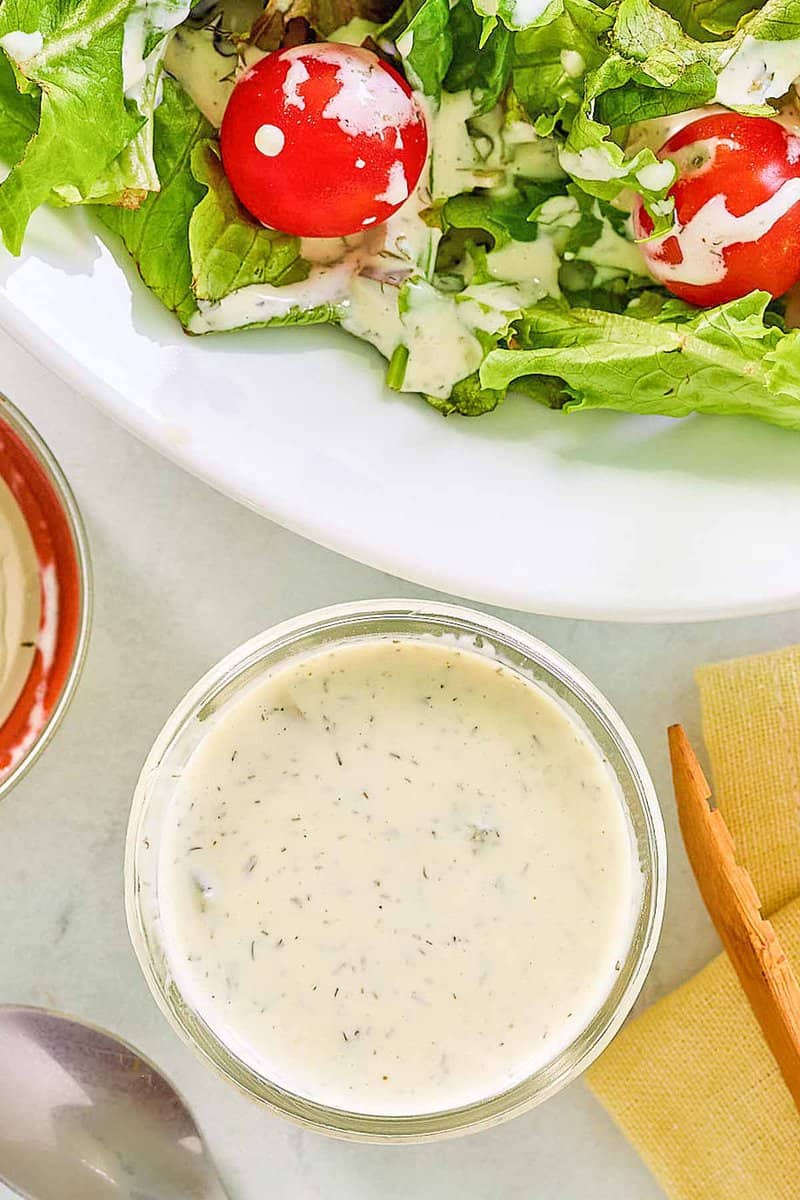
[395, 0, 511, 105]
[655, 0, 756, 39]
[395, 0, 453, 94]
[77, 0, 192, 205]
[0, 0, 194, 250]
[189, 141, 308, 301]
[0, 47, 38, 165]
[512, 0, 613, 136]
[0, 0, 145, 252]
[481, 292, 800, 430]
[99, 77, 211, 324]
[554, 0, 721, 227]
[442, 179, 564, 245]
[443, 0, 513, 113]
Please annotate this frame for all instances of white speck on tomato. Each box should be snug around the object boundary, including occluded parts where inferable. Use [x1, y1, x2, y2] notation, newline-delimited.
[254, 124, 285, 157]
[362, 216, 377, 226]
[355, 158, 366, 169]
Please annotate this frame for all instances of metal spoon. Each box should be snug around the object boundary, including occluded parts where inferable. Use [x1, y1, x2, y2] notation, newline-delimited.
[0, 1005, 229, 1200]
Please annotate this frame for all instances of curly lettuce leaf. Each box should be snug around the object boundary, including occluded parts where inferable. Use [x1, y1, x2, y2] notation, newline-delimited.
[393, 0, 511, 105]
[481, 292, 800, 430]
[554, 0, 722, 226]
[443, 0, 513, 113]
[551, 0, 800, 226]
[512, 0, 613, 135]
[188, 140, 307, 302]
[99, 76, 211, 324]
[82, 0, 192, 204]
[0, 0, 147, 252]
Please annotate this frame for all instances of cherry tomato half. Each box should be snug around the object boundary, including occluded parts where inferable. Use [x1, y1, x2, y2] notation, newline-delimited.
[220, 43, 428, 238]
[634, 112, 800, 307]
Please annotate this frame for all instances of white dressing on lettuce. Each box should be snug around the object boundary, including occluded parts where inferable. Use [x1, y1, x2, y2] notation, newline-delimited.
[122, 0, 192, 108]
[486, 237, 561, 293]
[558, 146, 630, 182]
[342, 276, 485, 397]
[0, 29, 43, 61]
[190, 261, 356, 330]
[714, 35, 800, 107]
[535, 194, 647, 277]
[430, 91, 489, 198]
[506, 0, 557, 28]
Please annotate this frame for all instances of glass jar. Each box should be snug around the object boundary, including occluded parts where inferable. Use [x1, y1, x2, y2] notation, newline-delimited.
[0, 395, 92, 800]
[126, 599, 665, 1142]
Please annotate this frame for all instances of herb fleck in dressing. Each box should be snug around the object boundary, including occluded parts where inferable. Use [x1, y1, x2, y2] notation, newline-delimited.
[158, 639, 637, 1115]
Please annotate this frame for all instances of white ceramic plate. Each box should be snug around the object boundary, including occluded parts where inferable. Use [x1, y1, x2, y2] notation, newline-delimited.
[2, 201, 799, 621]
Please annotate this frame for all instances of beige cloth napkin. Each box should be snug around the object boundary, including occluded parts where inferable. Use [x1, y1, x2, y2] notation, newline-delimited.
[586, 645, 800, 1200]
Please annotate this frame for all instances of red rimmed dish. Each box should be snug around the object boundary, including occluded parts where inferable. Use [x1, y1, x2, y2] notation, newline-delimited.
[0, 395, 91, 798]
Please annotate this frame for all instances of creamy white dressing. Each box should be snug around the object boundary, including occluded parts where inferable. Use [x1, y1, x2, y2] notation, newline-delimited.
[649, 177, 800, 286]
[473, 0, 554, 29]
[560, 49, 584, 78]
[0, 477, 40, 729]
[190, 177, 440, 334]
[577, 221, 647, 276]
[157, 637, 637, 1116]
[457, 250, 559, 333]
[354, 278, 486, 397]
[714, 36, 800, 108]
[558, 146, 629, 183]
[0, 29, 43, 61]
[164, 26, 264, 127]
[504, 0, 556, 28]
[189, 262, 356, 331]
[254, 123, 285, 156]
[430, 91, 489, 199]
[536, 194, 648, 277]
[634, 160, 675, 191]
[119, 0, 193, 117]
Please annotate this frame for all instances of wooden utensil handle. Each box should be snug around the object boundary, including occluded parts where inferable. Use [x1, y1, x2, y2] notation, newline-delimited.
[669, 724, 800, 1112]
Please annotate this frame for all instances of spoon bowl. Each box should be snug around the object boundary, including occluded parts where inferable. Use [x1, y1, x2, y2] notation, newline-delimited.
[0, 1005, 228, 1200]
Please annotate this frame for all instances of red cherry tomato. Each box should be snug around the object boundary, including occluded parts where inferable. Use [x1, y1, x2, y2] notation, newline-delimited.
[220, 43, 428, 238]
[634, 112, 800, 307]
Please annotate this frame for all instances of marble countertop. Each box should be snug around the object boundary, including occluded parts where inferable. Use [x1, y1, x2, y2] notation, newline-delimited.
[1, 328, 796, 1200]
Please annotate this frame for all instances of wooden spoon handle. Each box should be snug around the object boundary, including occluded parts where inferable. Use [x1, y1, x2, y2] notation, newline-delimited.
[668, 724, 800, 1111]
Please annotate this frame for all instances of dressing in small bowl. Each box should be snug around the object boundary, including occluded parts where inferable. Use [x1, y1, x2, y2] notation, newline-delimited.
[127, 601, 665, 1140]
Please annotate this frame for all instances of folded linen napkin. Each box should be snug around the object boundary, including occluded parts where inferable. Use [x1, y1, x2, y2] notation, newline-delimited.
[587, 645, 800, 1200]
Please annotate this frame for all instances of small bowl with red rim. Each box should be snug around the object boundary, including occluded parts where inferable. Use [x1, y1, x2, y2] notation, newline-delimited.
[0, 395, 91, 799]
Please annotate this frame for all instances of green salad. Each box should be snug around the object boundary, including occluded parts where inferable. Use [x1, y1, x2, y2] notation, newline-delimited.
[4, 0, 800, 426]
